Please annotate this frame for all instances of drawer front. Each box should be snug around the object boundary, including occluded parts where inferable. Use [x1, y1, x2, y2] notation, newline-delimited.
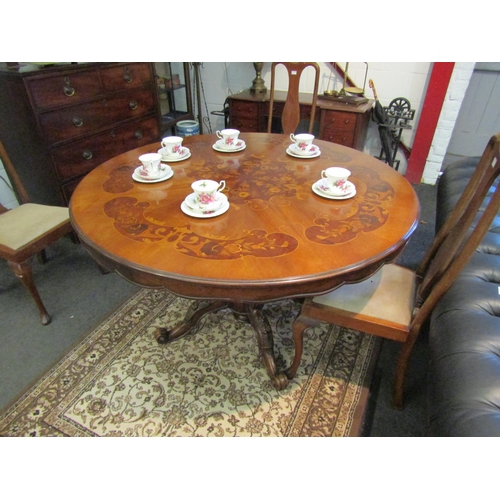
[321, 111, 356, 146]
[27, 69, 102, 109]
[39, 89, 156, 144]
[100, 63, 153, 92]
[229, 101, 260, 131]
[230, 101, 259, 120]
[230, 116, 259, 132]
[322, 127, 355, 147]
[52, 116, 159, 183]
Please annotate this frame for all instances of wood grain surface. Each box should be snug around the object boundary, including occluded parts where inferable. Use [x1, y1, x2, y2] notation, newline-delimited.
[70, 132, 419, 302]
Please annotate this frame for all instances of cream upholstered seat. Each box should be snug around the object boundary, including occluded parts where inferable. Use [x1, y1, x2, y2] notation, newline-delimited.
[0, 203, 69, 251]
[312, 265, 416, 331]
[288, 132, 500, 408]
[0, 140, 73, 325]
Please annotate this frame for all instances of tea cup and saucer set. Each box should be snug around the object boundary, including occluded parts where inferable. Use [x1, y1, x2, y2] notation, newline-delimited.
[158, 136, 191, 162]
[286, 133, 321, 158]
[181, 179, 229, 218]
[312, 167, 356, 200]
[133, 153, 174, 183]
[213, 129, 246, 152]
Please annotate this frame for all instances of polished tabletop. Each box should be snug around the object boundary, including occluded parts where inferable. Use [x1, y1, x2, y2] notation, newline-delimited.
[70, 132, 420, 303]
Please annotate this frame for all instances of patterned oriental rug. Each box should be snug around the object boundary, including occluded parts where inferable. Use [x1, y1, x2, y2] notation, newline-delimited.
[0, 289, 380, 437]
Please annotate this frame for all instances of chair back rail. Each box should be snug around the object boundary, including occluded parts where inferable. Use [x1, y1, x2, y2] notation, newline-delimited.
[417, 133, 500, 303]
[267, 62, 320, 135]
[418, 133, 500, 277]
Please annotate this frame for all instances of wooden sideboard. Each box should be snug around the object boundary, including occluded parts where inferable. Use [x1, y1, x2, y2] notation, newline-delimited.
[228, 89, 374, 151]
[0, 62, 161, 206]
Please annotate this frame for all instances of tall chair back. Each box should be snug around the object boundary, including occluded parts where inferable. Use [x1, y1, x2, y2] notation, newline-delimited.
[412, 132, 500, 330]
[289, 132, 500, 408]
[267, 62, 320, 135]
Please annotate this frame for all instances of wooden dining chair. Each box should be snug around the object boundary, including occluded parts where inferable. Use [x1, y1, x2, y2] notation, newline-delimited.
[0, 139, 73, 325]
[267, 62, 320, 135]
[288, 132, 500, 409]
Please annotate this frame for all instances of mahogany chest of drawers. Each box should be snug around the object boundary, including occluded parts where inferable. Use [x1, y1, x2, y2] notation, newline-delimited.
[0, 62, 160, 206]
[228, 90, 373, 151]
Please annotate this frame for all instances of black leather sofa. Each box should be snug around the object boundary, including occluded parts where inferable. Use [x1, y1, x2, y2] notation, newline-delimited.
[427, 157, 500, 436]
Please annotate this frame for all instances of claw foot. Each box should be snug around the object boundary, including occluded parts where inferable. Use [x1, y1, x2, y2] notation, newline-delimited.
[154, 327, 170, 344]
[272, 372, 290, 390]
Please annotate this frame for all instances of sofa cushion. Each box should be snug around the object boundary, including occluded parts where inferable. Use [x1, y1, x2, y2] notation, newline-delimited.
[428, 252, 500, 436]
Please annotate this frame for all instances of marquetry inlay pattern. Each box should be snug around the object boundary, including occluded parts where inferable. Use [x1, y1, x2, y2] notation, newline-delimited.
[100, 156, 393, 261]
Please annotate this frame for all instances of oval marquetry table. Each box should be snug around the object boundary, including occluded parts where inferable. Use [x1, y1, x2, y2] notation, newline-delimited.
[70, 132, 420, 389]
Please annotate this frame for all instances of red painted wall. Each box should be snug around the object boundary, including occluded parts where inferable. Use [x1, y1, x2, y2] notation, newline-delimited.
[405, 62, 455, 184]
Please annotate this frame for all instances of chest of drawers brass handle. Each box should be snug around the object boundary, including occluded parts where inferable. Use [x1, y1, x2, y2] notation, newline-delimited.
[129, 100, 138, 110]
[72, 117, 84, 127]
[63, 77, 75, 97]
[123, 67, 133, 84]
[134, 130, 143, 139]
[82, 150, 93, 160]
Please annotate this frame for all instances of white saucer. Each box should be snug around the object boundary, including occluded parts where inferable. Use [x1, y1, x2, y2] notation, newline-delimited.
[158, 147, 191, 162]
[312, 180, 356, 199]
[212, 139, 246, 153]
[286, 144, 321, 158]
[181, 200, 230, 218]
[185, 192, 228, 214]
[132, 165, 173, 183]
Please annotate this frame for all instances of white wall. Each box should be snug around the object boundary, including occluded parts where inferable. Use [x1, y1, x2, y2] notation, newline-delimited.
[0, 159, 19, 208]
[187, 62, 256, 133]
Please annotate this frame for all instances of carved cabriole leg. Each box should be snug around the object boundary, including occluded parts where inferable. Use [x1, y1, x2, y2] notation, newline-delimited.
[285, 315, 319, 380]
[245, 303, 289, 390]
[155, 298, 294, 390]
[8, 259, 51, 325]
[154, 300, 227, 344]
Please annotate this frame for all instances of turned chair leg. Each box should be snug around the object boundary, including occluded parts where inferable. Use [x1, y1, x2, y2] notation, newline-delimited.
[8, 259, 51, 325]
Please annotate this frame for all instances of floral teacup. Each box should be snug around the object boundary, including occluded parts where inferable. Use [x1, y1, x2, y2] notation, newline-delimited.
[216, 129, 240, 149]
[161, 136, 183, 157]
[290, 133, 314, 154]
[321, 167, 351, 193]
[138, 152, 162, 177]
[191, 179, 226, 205]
